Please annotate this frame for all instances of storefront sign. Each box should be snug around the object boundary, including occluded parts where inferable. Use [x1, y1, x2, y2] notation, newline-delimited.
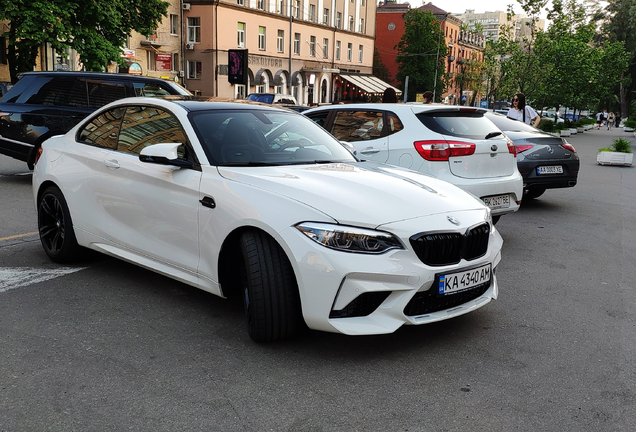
[248, 55, 284, 68]
[156, 53, 172, 72]
[129, 63, 142, 75]
[122, 49, 135, 58]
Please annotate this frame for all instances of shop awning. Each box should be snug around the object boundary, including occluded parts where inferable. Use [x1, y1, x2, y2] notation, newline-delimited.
[338, 74, 402, 95]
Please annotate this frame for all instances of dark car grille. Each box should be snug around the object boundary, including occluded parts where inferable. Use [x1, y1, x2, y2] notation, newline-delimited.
[329, 291, 391, 319]
[409, 223, 490, 266]
[403, 280, 491, 317]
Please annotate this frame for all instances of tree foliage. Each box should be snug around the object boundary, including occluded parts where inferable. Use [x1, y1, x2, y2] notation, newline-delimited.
[0, 0, 170, 82]
[396, 9, 447, 102]
[373, 47, 391, 83]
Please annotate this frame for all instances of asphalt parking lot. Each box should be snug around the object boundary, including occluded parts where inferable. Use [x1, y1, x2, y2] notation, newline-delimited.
[1, 126, 635, 431]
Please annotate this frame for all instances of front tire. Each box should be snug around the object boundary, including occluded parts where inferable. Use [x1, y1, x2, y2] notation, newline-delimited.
[239, 231, 303, 342]
[38, 186, 80, 263]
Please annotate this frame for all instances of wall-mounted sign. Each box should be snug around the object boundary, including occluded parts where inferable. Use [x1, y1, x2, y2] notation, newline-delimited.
[228, 49, 248, 85]
[129, 63, 142, 75]
[156, 53, 172, 72]
[122, 48, 135, 58]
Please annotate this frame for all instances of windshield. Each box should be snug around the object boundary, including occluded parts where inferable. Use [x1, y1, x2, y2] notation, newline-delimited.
[189, 109, 357, 166]
[486, 112, 538, 132]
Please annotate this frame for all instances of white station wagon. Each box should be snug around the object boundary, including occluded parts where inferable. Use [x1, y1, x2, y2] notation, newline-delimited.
[304, 104, 523, 222]
[33, 98, 503, 342]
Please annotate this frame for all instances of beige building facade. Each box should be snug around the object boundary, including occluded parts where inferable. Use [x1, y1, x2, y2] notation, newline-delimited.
[184, 0, 377, 104]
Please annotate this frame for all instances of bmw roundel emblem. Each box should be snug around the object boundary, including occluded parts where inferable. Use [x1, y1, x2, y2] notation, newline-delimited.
[447, 216, 461, 226]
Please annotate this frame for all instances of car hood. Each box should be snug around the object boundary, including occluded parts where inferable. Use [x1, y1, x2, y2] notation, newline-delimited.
[217, 162, 486, 227]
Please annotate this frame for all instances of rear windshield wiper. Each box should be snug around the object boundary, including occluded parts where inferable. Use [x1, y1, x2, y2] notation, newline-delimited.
[485, 131, 503, 139]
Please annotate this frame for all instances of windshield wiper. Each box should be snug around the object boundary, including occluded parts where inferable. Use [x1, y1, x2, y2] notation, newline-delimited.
[218, 161, 278, 167]
[485, 131, 503, 139]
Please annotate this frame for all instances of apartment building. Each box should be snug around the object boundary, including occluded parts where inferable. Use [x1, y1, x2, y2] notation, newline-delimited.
[183, 0, 389, 104]
[453, 9, 545, 42]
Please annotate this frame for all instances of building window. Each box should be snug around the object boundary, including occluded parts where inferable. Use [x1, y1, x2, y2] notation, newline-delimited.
[170, 14, 178, 35]
[361, 0, 364, 5]
[335, 41, 341, 60]
[310, 36, 316, 57]
[259, 26, 266, 50]
[323, 38, 328, 59]
[336, 12, 342, 29]
[256, 84, 266, 93]
[187, 17, 201, 43]
[258, 0, 265, 10]
[237, 0, 244, 5]
[172, 53, 179, 72]
[294, 0, 301, 18]
[238, 22, 245, 47]
[277, 0, 284, 13]
[187, 60, 202, 79]
[359, 18, 364, 33]
[309, 4, 316, 22]
[349, 16, 354, 31]
[294, 33, 300, 55]
[277, 30, 284, 53]
[146, 50, 156, 71]
[235, 84, 246, 99]
[347, 43, 352, 61]
[323, 8, 330, 25]
[358, 45, 363, 62]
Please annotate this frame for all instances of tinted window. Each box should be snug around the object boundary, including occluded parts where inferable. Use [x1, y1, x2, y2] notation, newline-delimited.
[118, 106, 187, 156]
[305, 111, 330, 128]
[331, 111, 384, 142]
[78, 108, 125, 149]
[486, 113, 538, 132]
[189, 109, 355, 166]
[1, 75, 37, 103]
[416, 111, 499, 140]
[387, 112, 403, 134]
[133, 82, 173, 97]
[87, 80, 127, 109]
[247, 94, 274, 104]
[15, 76, 79, 106]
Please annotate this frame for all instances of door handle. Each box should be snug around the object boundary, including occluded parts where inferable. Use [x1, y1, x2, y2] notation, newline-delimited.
[104, 159, 120, 169]
[360, 148, 381, 155]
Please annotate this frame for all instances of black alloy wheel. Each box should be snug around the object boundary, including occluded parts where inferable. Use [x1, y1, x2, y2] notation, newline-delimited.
[239, 230, 304, 342]
[38, 186, 80, 263]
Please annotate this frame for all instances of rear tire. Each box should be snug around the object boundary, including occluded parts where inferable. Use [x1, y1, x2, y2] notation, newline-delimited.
[525, 188, 546, 200]
[37, 186, 80, 263]
[239, 231, 303, 342]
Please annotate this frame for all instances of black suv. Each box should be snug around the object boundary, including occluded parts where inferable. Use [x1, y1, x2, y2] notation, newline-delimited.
[0, 72, 190, 167]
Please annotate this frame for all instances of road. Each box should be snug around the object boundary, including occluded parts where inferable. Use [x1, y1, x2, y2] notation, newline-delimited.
[1, 126, 635, 431]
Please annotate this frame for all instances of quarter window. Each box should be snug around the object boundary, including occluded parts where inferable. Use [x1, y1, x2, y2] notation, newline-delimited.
[78, 108, 125, 149]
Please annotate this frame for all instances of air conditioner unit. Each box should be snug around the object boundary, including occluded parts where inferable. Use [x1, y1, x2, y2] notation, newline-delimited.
[182, 3, 191, 10]
[185, 43, 195, 50]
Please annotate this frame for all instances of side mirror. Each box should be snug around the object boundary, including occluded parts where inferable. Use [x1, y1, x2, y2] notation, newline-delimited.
[339, 140, 357, 156]
[139, 143, 193, 168]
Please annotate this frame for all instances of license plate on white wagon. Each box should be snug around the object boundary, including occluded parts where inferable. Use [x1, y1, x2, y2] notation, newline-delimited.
[482, 194, 510, 209]
[438, 263, 492, 295]
[537, 165, 563, 175]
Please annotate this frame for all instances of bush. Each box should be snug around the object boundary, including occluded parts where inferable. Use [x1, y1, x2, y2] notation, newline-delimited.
[538, 119, 555, 132]
[624, 119, 636, 129]
[599, 138, 632, 153]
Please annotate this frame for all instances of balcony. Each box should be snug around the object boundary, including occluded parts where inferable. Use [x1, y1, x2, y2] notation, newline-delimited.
[141, 31, 170, 47]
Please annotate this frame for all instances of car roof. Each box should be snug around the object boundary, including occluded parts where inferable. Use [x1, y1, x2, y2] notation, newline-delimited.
[304, 103, 487, 115]
[17, 71, 174, 82]
[102, 96, 296, 113]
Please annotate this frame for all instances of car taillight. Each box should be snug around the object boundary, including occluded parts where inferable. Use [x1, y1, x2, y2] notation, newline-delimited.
[34, 146, 44, 165]
[561, 142, 576, 152]
[515, 144, 534, 153]
[413, 140, 476, 161]
[507, 140, 517, 157]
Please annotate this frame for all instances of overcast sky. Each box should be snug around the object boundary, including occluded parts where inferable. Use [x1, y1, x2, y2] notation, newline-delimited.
[410, 0, 552, 19]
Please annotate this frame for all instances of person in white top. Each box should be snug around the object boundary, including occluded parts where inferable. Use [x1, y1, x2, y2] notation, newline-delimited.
[507, 93, 540, 127]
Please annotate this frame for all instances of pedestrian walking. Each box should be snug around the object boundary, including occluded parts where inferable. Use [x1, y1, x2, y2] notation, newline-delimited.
[608, 112, 615, 130]
[507, 93, 540, 127]
[616, 112, 621, 128]
[596, 111, 603, 129]
[602, 110, 609, 128]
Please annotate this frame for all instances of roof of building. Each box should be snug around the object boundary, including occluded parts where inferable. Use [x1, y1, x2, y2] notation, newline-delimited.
[418, 2, 448, 15]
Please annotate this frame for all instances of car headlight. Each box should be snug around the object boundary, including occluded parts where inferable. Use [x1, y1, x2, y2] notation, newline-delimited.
[295, 222, 404, 254]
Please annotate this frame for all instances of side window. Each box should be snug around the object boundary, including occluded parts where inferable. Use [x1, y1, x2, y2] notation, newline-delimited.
[387, 112, 404, 134]
[133, 82, 173, 97]
[331, 111, 384, 142]
[77, 108, 126, 149]
[305, 111, 330, 128]
[87, 80, 127, 109]
[117, 106, 187, 157]
[15, 77, 78, 106]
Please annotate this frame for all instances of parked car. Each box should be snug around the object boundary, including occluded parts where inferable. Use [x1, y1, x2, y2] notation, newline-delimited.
[246, 92, 298, 105]
[304, 103, 523, 222]
[0, 71, 190, 168]
[33, 97, 503, 342]
[485, 112, 579, 199]
[541, 112, 565, 123]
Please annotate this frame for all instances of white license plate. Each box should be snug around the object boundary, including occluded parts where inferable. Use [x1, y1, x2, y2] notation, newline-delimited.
[482, 194, 510, 209]
[537, 165, 563, 175]
[438, 264, 492, 295]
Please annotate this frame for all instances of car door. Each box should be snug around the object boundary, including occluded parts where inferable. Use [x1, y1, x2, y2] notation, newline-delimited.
[98, 105, 202, 274]
[326, 109, 389, 163]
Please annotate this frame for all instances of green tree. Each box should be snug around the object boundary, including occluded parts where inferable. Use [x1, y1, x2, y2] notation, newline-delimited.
[373, 47, 391, 83]
[396, 9, 447, 102]
[0, 0, 170, 83]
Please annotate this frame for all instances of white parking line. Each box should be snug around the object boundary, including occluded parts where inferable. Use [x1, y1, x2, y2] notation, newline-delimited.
[0, 267, 87, 293]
